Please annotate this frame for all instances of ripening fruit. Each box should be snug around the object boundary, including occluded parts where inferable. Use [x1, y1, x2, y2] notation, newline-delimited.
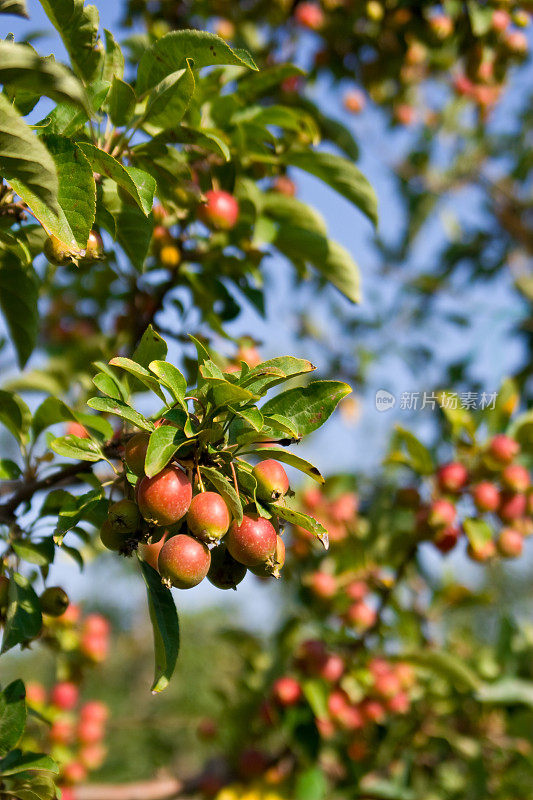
[309, 571, 337, 600]
[80, 632, 109, 663]
[0, 575, 9, 608]
[320, 654, 345, 683]
[346, 601, 377, 630]
[57, 602, 80, 626]
[394, 104, 415, 126]
[61, 761, 87, 785]
[40, 586, 69, 617]
[50, 717, 76, 745]
[67, 421, 89, 439]
[437, 462, 468, 493]
[124, 432, 149, 476]
[100, 519, 132, 552]
[272, 676, 302, 707]
[187, 492, 230, 543]
[272, 175, 296, 196]
[501, 464, 530, 493]
[25, 682, 46, 706]
[499, 492, 527, 522]
[302, 486, 322, 510]
[58, 787, 75, 800]
[467, 539, 496, 562]
[329, 492, 358, 522]
[497, 527, 523, 558]
[201, 190, 239, 230]
[492, 9, 511, 31]
[428, 499, 457, 528]
[207, 545, 247, 590]
[345, 580, 367, 601]
[77, 718, 105, 745]
[226, 514, 277, 567]
[388, 691, 410, 714]
[343, 89, 366, 114]
[81, 701, 109, 725]
[160, 244, 181, 269]
[80, 743, 107, 770]
[138, 531, 168, 571]
[44, 235, 76, 266]
[294, 2, 324, 30]
[236, 344, 261, 368]
[253, 460, 290, 502]
[137, 465, 192, 526]
[434, 526, 460, 554]
[472, 481, 500, 512]
[250, 534, 286, 578]
[430, 13, 453, 38]
[362, 699, 386, 723]
[82, 230, 103, 262]
[505, 30, 528, 54]
[83, 614, 110, 638]
[107, 499, 141, 534]
[488, 434, 519, 464]
[51, 682, 79, 711]
[158, 534, 211, 589]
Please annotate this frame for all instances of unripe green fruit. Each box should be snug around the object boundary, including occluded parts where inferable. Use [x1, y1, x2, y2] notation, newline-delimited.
[124, 432, 149, 476]
[187, 492, 230, 543]
[82, 230, 103, 263]
[158, 534, 211, 589]
[0, 575, 9, 608]
[107, 499, 141, 534]
[226, 514, 277, 567]
[40, 586, 69, 617]
[100, 520, 131, 552]
[137, 465, 192, 526]
[252, 460, 290, 502]
[44, 235, 76, 266]
[250, 535, 285, 578]
[207, 545, 247, 590]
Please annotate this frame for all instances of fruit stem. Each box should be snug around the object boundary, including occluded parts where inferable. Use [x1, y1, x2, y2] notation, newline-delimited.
[196, 465, 205, 492]
[230, 461, 239, 500]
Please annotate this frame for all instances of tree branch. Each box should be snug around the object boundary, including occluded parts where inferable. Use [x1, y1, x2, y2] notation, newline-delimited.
[74, 777, 183, 800]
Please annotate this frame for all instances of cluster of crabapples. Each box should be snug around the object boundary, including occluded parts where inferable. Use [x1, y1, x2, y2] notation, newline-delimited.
[400, 434, 532, 561]
[100, 447, 292, 590]
[24, 680, 109, 796]
[292, 486, 359, 554]
[261, 642, 415, 765]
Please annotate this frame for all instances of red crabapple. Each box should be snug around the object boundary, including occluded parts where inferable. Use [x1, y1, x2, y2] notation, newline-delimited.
[329, 492, 358, 522]
[473, 481, 500, 512]
[187, 492, 230, 543]
[497, 527, 524, 558]
[158, 534, 211, 589]
[346, 601, 377, 630]
[302, 487, 322, 510]
[492, 9, 511, 31]
[80, 743, 107, 770]
[501, 464, 530, 493]
[467, 539, 496, 562]
[253, 460, 290, 502]
[137, 465, 192, 526]
[434, 526, 460, 554]
[320, 654, 345, 683]
[294, 2, 324, 29]
[488, 434, 519, 464]
[250, 535, 285, 578]
[499, 492, 527, 522]
[67, 421, 89, 438]
[138, 531, 168, 571]
[83, 614, 110, 638]
[272, 676, 302, 707]
[310, 571, 337, 600]
[437, 462, 468, 493]
[25, 682, 46, 706]
[51, 682, 79, 711]
[201, 190, 239, 230]
[81, 701, 109, 725]
[62, 762, 87, 785]
[343, 89, 366, 114]
[273, 175, 296, 196]
[226, 514, 277, 567]
[77, 719, 105, 745]
[346, 580, 367, 601]
[428, 499, 457, 528]
[124, 432, 149, 476]
[362, 699, 386, 723]
[50, 717, 76, 745]
[388, 691, 410, 714]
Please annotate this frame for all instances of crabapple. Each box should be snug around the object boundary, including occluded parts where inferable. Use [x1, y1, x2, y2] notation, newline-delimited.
[124, 432, 149, 476]
[214, 18, 235, 39]
[499, 492, 527, 522]
[137, 465, 192, 526]
[77, 718, 105, 745]
[394, 103, 415, 125]
[139, 531, 168, 571]
[51, 682, 79, 711]
[320, 654, 345, 683]
[488, 434, 519, 464]
[329, 492, 358, 522]
[395, 663, 415, 689]
[62, 761, 87, 785]
[472, 481, 500, 512]
[346, 601, 377, 630]
[492, 9, 511, 31]
[316, 716, 336, 739]
[226, 514, 277, 567]
[40, 586, 69, 617]
[437, 462, 468, 493]
[44, 235, 75, 266]
[57, 603, 81, 626]
[327, 689, 350, 720]
[80, 632, 108, 663]
[374, 670, 401, 698]
[253, 460, 290, 503]
[388, 691, 410, 714]
[25, 682, 46, 706]
[236, 344, 261, 367]
[497, 527, 523, 558]
[501, 464, 530, 493]
[207, 545, 247, 590]
[58, 788, 75, 800]
[50, 717, 76, 745]
[273, 175, 296, 196]
[158, 534, 211, 589]
[346, 580, 367, 601]
[187, 492, 230, 543]
[428, 499, 456, 529]
[294, 2, 324, 30]
[81, 701, 109, 725]
[297, 639, 327, 673]
[100, 520, 132, 552]
[83, 230, 103, 262]
[250, 535, 285, 578]
[434, 526, 460, 554]
[201, 190, 239, 230]
[309, 571, 337, 600]
[430, 13, 453, 38]
[83, 614, 110, 638]
[67, 421, 89, 439]
[107, 499, 141, 534]
[160, 244, 181, 269]
[362, 699, 386, 723]
[467, 539, 496, 562]
[505, 30, 528, 53]
[272, 676, 302, 706]
[302, 487, 322, 510]
[343, 89, 366, 113]
[80, 743, 107, 770]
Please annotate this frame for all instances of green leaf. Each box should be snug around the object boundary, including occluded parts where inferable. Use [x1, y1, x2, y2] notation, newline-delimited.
[148, 361, 187, 407]
[295, 767, 326, 800]
[0, 251, 39, 368]
[12, 537, 54, 568]
[463, 518, 493, 548]
[228, 405, 263, 432]
[237, 64, 304, 103]
[0, 390, 31, 444]
[50, 434, 104, 462]
[31, 396, 113, 441]
[78, 142, 155, 216]
[0, 459, 21, 479]
[102, 28, 124, 83]
[467, 1, 494, 35]
[136, 30, 257, 95]
[0, 94, 59, 214]
[1, 573, 42, 654]
[387, 426, 435, 475]
[0, 42, 88, 111]
[100, 178, 153, 270]
[275, 225, 361, 303]
[144, 426, 190, 478]
[160, 126, 230, 161]
[476, 678, 533, 708]
[301, 680, 328, 719]
[399, 650, 481, 692]
[271, 503, 328, 548]
[133, 325, 168, 368]
[200, 466, 243, 524]
[107, 76, 136, 127]
[243, 446, 323, 483]
[241, 356, 315, 396]
[0, 0, 28, 16]
[2, 771, 58, 800]
[39, 80, 108, 137]
[202, 375, 258, 408]
[92, 371, 124, 402]
[262, 192, 327, 236]
[283, 150, 378, 226]
[0, 749, 59, 776]
[139, 558, 180, 693]
[144, 60, 195, 129]
[87, 396, 154, 432]
[0, 680, 26, 756]
[261, 381, 351, 437]
[109, 357, 167, 402]
[38, 0, 102, 82]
